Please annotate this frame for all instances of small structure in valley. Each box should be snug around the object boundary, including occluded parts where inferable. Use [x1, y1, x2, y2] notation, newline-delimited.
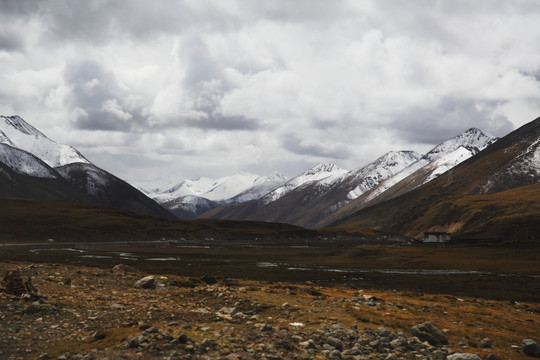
[423, 232, 451, 243]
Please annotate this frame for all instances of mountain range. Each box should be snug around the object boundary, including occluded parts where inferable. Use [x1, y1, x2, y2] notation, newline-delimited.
[2, 114, 539, 243]
[137, 128, 498, 225]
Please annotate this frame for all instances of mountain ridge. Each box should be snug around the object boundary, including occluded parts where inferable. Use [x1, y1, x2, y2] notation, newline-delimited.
[0, 115, 173, 219]
[329, 116, 540, 240]
[198, 127, 498, 228]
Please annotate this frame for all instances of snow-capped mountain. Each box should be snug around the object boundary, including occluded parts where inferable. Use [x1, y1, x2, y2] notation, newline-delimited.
[345, 151, 421, 200]
[0, 115, 173, 219]
[142, 172, 289, 204]
[0, 115, 89, 168]
[0, 143, 59, 179]
[231, 172, 289, 202]
[330, 117, 540, 240]
[137, 171, 289, 219]
[364, 128, 496, 203]
[202, 151, 421, 226]
[261, 163, 348, 205]
[201, 128, 499, 228]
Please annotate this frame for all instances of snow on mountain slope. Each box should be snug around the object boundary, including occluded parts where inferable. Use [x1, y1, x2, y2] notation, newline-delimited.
[0, 143, 59, 179]
[149, 172, 288, 204]
[423, 146, 474, 183]
[162, 195, 220, 220]
[231, 172, 288, 202]
[365, 128, 496, 202]
[424, 127, 495, 162]
[0, 115, 89, 168]
[203, 172, 270, 201]
[262, 163, 348, 205]
[346, 151, 421, 200]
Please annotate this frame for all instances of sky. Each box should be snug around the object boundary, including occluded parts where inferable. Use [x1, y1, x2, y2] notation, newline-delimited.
[1, 0, 540, 183]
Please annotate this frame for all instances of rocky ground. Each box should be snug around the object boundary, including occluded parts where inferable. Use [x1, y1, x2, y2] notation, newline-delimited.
[1, 261, 539, 360]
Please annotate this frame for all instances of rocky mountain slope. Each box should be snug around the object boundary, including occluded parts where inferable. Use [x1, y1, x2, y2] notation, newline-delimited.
[330, 117, 540, 240]
[200, 128, 497, 228]
[0, 115, 173, 219]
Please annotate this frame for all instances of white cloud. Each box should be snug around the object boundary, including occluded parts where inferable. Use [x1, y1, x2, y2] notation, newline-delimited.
[1, 0, 539, 181]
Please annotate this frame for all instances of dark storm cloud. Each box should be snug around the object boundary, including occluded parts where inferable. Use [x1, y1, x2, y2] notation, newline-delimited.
[282, 134, 350, 159]
[63, 60, 146, 131]
[186, 113, 259, 131]
[392, 97, 514, 144]
[0, 30, 24, 51]
[1, 0, 236, 44]
[173, 34, 261, 132]
[0, 0, 37, 15]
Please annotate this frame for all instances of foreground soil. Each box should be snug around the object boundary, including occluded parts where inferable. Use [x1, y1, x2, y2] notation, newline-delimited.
[1, 260, 538, 360]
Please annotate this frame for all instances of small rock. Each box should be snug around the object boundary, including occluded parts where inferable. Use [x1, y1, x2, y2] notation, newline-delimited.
[299, 339, 317, 350]
[176, 333, 192, 343]
[23, 303, 57, 314]
[484, 354, 501, 360]
[126, 338, 139, 348]
[411, 321, 448, 347]
[329, 349, 342, 359]
[110, 303, 124, 310]
[446, 353, 482, 360]
[143, 326, 159, 334]
[113, 264, 138, 272]
[201, 339, 217, 350]
[326, 336, 344, 351]
[134, 276, 156, 289]
[202, 274, 218, 284]
[523, 339, 540, 357]
[480, 338, 493, 348]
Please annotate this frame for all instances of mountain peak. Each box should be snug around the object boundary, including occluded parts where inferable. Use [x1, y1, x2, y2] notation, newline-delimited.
[304, 163, 347, 176]
[1, 115, 46, 138]
[0, 115, 89, 168]
[423, 127, 496, 162]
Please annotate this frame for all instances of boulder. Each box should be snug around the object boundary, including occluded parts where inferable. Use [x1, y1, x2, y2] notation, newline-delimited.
[134, 276, 156, 289]
[523, 339, 540, 357]
[202, 274, 218, 285]
[411, 321, 448, 347]
[480, 338, 493, 348]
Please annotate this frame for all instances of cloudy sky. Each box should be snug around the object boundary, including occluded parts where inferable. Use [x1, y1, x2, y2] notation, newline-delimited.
[2, 1, 540, 183]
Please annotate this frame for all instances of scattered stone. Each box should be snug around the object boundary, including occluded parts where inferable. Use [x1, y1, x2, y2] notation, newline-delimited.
[93, 330, 107, 340]
[446, 353, 482, 360]
[523, 339, 540, 357]
[23, 303, 57, 314]
[202, 275, 218, 285]
[326, 336, 344, 351]
[201, 338, 218, 350]
[484, 354, 501, 360]
[113, 264, 138, 273]
[411, 321, 448, 347]
[134, 276, 156, 289]
[480, 337, 493, 348]
[299, 339, 317, 350]
[176, 333, 192, 344]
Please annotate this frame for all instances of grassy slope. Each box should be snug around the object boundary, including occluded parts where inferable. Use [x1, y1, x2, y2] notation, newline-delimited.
[0, 198, 317, 243]
[333, 183, 540, 241]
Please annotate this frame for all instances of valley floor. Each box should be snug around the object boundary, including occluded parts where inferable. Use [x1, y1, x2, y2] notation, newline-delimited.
[0, 251, 539, 359]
